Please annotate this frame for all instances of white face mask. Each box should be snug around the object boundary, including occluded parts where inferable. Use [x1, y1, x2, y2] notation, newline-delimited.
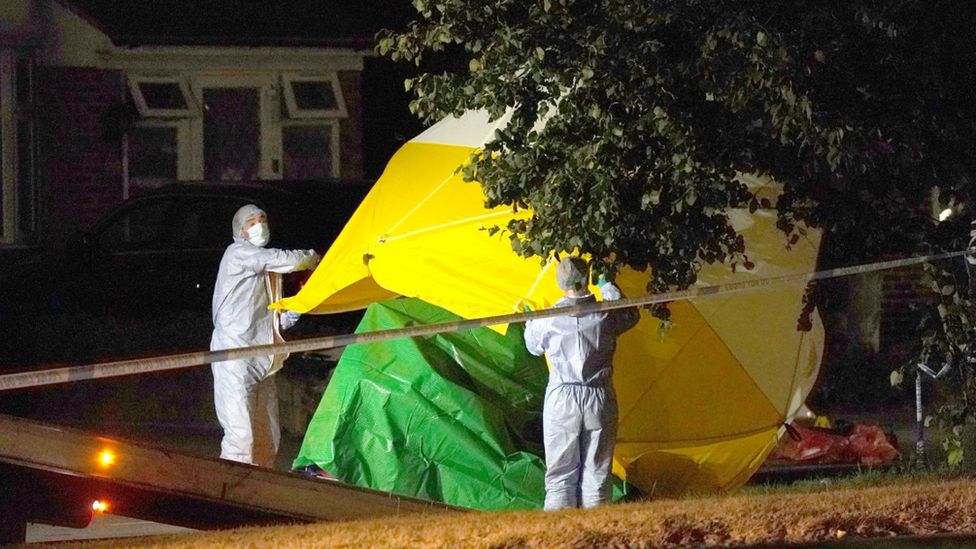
[246, 222, 270, 247]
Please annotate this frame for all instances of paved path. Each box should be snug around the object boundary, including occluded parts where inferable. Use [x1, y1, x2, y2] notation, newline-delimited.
[27, 514, 196, 543]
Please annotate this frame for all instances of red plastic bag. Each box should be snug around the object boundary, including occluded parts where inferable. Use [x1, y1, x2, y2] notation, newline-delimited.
[770, 424, 849, 463]
[769, 422, 898, 465]
[845, 423, 899, 465]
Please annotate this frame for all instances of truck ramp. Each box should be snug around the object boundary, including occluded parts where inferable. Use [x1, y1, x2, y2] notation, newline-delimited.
[0, 413, 459, 543]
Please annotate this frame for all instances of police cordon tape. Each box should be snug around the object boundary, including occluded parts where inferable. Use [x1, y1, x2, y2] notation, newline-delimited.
[0, 249, 972, 392]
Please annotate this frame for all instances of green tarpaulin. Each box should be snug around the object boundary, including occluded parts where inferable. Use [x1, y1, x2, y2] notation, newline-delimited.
[293, 297, 551, 510]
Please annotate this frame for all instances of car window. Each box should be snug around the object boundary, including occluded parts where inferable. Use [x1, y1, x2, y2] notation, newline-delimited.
[175, 197, 251, 249]
[96, 198, 177, 252]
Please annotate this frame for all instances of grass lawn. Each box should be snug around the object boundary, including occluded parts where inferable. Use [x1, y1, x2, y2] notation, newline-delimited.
[55, 469, 976, 549]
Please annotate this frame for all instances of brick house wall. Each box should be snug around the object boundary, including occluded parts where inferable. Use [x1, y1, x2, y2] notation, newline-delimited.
[337, 70, 363, 182]
[880, 264, 931, 350]
[34, 66, 124, 234]
[31, 66, 366, 237]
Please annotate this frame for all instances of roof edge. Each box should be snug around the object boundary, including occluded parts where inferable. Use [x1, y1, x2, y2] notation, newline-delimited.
[109, 34, 378, 51]
[51, 0, 113, 38]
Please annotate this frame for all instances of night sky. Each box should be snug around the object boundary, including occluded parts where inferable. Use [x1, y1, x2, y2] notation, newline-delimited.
[67, 0, 417, 46]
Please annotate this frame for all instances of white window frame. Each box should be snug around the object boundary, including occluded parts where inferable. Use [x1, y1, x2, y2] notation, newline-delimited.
[279, 119, 341, 179]
[281, 72, 347, 119]
[128, 75, 199, 118]
[121, 71, 347, 184]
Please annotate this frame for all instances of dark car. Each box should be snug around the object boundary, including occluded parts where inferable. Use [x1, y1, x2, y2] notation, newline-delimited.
[0, 179, 371, 367]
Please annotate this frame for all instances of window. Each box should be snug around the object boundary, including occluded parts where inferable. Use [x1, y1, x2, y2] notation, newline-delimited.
[122, 71, 348, 184]
[15, 56, 34, 238]
[0, 55, 7, 238]
[282, 124, 339, 179]
[279, 73, 343, 178]
[16, 110, 33, 235]
[202, 87, 260, 181]
[281, 73, 347, 119]
[0, 50, 35, 243]
[292, 81, 337, 110]
[128, 124, 178, 184]
[128, 76, 198, 118]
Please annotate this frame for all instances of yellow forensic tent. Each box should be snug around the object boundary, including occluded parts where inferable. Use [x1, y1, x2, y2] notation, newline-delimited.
[277, 111, 824, 497]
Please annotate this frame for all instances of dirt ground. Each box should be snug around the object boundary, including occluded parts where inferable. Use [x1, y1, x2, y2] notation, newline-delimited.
[54, 475, 976, 549]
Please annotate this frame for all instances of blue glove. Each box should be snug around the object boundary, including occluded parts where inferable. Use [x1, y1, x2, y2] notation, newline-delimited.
[596, 275, 609, 289]
[283, 310, 302, 323]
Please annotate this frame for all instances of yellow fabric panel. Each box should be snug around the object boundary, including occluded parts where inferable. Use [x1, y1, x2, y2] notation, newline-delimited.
[688, 208, 821, 414]
[277, 142, 482, 313]
[610, 303, 706, 420]
[362, 141, 566, 319]
[371, 143, 504, 241]
[274, 173, 385, 314]
[280, 141, 552, 316]
[693, 287, 809, 415]
[611, 276, 707, 362]
[368, 208, 555, 319]
[304, 278, 399, 315]
[612, 428, 779, 496]
[614, 314, 782, 443]
[783, 310, 826, 417]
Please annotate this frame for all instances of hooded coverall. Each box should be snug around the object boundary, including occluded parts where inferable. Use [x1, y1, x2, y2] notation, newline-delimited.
[211, 229, 318, 467]
[523, 282, 639, 510]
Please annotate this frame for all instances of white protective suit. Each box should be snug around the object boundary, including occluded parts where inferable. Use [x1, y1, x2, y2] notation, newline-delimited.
[211, 205, 319, 467]
[524, 282, 639, 510]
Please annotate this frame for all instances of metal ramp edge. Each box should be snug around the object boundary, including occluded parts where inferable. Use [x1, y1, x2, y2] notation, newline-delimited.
[0, 413, 460, 539]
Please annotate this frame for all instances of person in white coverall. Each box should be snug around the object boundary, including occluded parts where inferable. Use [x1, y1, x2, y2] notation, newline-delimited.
[524, 257, 640, 510]
[211, 204, 320, 467]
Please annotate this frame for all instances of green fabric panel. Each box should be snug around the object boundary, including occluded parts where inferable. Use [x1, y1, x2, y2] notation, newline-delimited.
[293, 298, 550, 510]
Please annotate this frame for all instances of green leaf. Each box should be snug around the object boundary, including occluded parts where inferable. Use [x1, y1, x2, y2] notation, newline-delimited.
[889, 370, 903, 387]
[469, 58, 482, 72]
[948, 447, 964, 468]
